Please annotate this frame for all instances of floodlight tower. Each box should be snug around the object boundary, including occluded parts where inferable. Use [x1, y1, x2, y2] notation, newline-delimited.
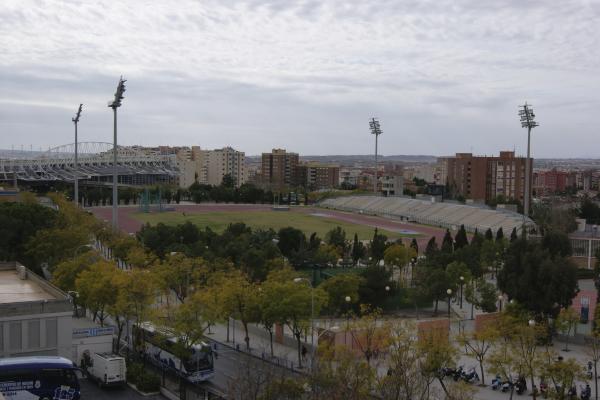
[72, 104, 83, 207]
[369, 118, 383, 194]
[518, 103, 538, 218]
[108, 77, 126, 231]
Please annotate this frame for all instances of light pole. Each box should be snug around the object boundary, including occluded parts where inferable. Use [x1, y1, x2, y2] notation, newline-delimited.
[369, 118, 382, 194]
[446, 289, 452, 318]
[72, 104, 83, 207]
[459, 276, 464, 309]
[519, 102, 539, 218]
[108, 76, 126, 231]
[344, 295, 351, 345]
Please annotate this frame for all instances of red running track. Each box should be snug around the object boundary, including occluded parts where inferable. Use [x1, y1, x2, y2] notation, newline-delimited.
[89, 203, 447, 251]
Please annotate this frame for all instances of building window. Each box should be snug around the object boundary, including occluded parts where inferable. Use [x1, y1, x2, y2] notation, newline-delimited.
[46, 318, 57, 347]
[9, 322, 22, 351]
[28, 320, 40, 349]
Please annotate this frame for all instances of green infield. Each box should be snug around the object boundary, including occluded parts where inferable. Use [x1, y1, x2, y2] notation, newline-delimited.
[132, 210, 418, 241]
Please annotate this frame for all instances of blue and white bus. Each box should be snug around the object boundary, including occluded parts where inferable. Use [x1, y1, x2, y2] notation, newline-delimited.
[0, 356, 80, 400]
[134, 323, 214, 383]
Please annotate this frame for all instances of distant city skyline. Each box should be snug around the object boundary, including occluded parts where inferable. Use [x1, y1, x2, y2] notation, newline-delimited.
[1, 0, 599, 158]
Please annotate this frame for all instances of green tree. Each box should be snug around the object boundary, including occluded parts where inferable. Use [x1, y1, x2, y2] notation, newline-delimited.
[325, 226, 346, 254]
[495, 227, 504, 242]
[442, 229, 454, 253]
[154, 253, 206, 303]
[510, 227, 518, 242]
[319, 274, 364, 315]
[383, 244, 417, 286]
[0, 202, 58, 268]
[410, 237, 419, 254]
[76, 260, 117, 326]
[454, 225, 468, 249]
[555, 307, 579, 351]
[498, 238, 578, 320]
[276, 227, 306, 258]
[369, 228, 388, 264]
[263, 277, 327, 368]
[313, 244, 340, 266]
[52, 252, 98, 291]
[425, 236, 438, 256]
[484, 228, 494, 241]
[358, 266, 394, 309]
[108, 269, 156, 353]
[580, 196, 600, 224]
[219, 271, 262, 350]
[351, 233, 365, 265]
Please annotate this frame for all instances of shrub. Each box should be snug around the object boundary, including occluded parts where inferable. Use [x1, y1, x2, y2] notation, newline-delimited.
[126, 362, 144, 385]
[136, 372, 161, 393]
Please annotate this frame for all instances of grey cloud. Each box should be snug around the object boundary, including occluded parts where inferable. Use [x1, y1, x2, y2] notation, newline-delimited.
[0, 0, 598, 157]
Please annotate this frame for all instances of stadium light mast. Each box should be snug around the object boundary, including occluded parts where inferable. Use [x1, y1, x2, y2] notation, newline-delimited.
[518, 102, 538, 218]
[108, 76, 126, 231]
[369, 117, 383, 194]
[72, 104, 83, 207]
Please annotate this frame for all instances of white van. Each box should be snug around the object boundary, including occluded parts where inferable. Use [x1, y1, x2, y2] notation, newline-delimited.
[87, 352, 127, 387]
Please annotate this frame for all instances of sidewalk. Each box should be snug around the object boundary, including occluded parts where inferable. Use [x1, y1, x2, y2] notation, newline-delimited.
[205, 320, 306, 371]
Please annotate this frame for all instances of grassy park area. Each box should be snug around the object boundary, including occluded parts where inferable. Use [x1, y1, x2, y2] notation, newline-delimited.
[132, 209, 417, 240]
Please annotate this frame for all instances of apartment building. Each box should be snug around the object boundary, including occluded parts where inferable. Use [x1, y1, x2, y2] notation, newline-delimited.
[296, 163, 340, 190]
[173, 146, 244, 188]
[206, 146, 245, 187]
[442, 151, 531, 204]
[261, 149, 299, 189]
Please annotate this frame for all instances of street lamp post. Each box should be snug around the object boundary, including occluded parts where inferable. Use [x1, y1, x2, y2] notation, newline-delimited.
[108, 77, 126, 231]
[344, 295, 351, 345]
[519, 103, 539, 218]
[369, 118, 382, 194]
[446, 289, 452, 318]
[459, 276, 464, 309]
[72, 104, 82, 207]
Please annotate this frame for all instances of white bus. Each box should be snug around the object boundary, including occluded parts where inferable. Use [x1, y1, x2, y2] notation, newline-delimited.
[133, 323, 214, 383]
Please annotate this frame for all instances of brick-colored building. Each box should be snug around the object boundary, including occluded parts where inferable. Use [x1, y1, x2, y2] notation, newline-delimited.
[296, 163, 339, 190]
[261, 149, 299, 189]
[442, 151, 531, 204]
[533, 168, 571, 196]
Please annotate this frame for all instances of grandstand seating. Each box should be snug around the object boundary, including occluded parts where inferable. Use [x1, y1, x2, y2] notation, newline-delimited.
[319, 195, 534, 234]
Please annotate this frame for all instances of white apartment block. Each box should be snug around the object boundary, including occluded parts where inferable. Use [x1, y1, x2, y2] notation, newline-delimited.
[206, 147, 245, 187]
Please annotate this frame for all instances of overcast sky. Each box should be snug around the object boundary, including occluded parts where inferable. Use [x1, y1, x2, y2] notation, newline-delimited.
[1, 0, 599, 157]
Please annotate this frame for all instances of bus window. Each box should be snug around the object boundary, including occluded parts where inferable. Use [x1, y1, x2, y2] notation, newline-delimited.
[64, 370, 78, 386]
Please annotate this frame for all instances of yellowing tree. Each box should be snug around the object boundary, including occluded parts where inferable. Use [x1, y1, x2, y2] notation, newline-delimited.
[218, 270, 262, 350]
[76, 260, 117, 326]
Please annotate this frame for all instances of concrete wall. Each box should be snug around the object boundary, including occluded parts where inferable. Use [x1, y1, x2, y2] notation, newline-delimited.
[0, 313, 72, 359]
[0, 262, 73, 360]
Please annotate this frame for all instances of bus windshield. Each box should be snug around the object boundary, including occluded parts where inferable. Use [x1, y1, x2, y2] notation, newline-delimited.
[182, 346, 213, 373]
[0, 357, 80, 400]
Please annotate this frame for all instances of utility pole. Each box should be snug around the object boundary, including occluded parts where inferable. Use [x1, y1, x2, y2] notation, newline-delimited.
[369, 118, 382, 194]
[518, 103, 538, 218]
[72, 104, 83, 207]
[108, 77, 126, 231]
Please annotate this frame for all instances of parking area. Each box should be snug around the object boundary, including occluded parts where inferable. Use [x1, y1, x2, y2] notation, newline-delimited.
[79, 378, 165, 400]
